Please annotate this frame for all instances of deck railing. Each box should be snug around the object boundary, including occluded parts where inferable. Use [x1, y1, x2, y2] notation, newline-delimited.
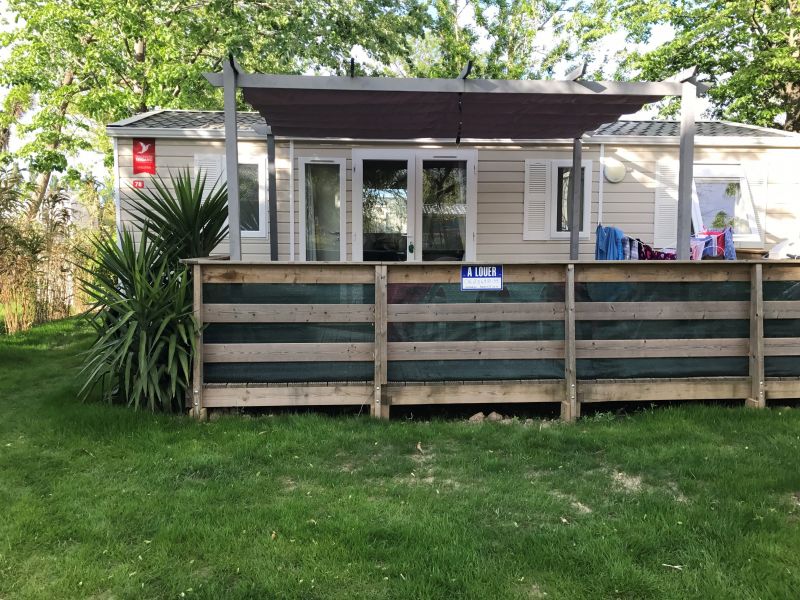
[186, 260, 800, 420]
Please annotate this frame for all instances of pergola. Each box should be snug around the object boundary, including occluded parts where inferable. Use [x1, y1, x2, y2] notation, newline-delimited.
[205, 58, 706, 261]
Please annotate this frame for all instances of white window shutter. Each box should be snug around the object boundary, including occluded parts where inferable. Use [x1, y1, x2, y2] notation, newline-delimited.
[194, 154, 226, 199]
[523, 160, 550, 240]
[653, 158, 679, 248]
[743, 162, 767, 242]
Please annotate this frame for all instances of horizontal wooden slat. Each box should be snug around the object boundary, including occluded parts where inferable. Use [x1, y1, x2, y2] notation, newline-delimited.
[574, 338, 749, 359]
[764, 300, 800, 319]
[764, 337, 800, 356]
[388, 381, 565, 405]
[766, 378, 800, 400]
[203, 303, 375, 323]
[388, 302, 564, 322]
[576, 301, 748, 321]
[576, 264, 751, 282]
[387, 340, 564, 361]
[386, 264, 565, 284]
[579, 377, 750, 402]
[204, 342, 374, 363]
[763, 265, 800, 281]
[203, 384, 373, 407]
[202, 264, 374, 284]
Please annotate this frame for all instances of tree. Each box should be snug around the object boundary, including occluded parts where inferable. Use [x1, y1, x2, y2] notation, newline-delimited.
[610, 0, 800, 131]
[0, 0, 429, 198]
[405, 0, 610, 79]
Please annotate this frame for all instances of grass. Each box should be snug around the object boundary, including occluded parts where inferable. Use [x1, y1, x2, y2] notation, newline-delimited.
[1, 321, 800, 599]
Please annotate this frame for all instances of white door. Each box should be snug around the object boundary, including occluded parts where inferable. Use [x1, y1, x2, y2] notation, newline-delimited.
[352, 149, 476, 261]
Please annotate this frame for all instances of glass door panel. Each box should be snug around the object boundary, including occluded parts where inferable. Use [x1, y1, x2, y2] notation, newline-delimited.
[304, 162, 341, 260]
[362, 159, 409, 261]
[421, 160, 467, 261]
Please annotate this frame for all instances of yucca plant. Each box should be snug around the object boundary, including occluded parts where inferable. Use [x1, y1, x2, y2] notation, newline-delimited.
[127, 168, 228, 259]
[78, 229, 196, 411]
[78, 167, 228, 412]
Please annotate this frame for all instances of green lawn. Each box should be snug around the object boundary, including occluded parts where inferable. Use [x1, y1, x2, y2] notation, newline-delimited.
[1, 321, 800, 599]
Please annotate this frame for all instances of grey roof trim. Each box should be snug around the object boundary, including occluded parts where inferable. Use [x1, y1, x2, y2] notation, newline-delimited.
[204, 72, 684, 97]
[105, 126, 262, 140]
[106, 111, 800, 147]
[716, 119, 799, 137]
[589, 135, 800, 148]
[105, 128, 800, 147]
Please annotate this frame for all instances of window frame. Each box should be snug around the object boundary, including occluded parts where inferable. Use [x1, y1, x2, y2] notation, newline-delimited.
[298, 156, 347, 262]
[549, 159, 592, 240]
[690, 163, 760, 244]
[236, 155, 267, 239]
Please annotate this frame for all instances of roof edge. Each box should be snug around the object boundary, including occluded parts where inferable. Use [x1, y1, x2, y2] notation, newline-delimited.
[104, 126, 800, 148]
[108, 109, 167, 127]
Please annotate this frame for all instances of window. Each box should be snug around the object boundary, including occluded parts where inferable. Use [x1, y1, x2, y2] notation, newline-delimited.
[554, 166, 586, 233]
[421, 160, 467, 261]
[691, 164, 759, 243]
[194, 154, 266, 238]
[300, 158, 346, 261]
[238, 163, 262, 235]
[523, 159, 592, 241]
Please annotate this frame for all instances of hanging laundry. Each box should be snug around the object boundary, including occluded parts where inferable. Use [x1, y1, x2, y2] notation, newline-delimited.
[622, 236, 631, 260]
[690, 236, 710, 261]
[701, 229, 726, 258]
[595, 225, 625, 260]
[630, 238, 639, 260]
[637, 239, 677, 261]
[723, 227, 736, 260]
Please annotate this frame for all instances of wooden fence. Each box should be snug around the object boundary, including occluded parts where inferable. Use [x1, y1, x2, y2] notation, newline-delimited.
[185, 260, 800, 420]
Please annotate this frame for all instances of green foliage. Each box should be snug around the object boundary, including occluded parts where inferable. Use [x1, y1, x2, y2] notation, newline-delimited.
[407, 0, 605, 79]
[609, 0, 800, 131]
[0, 165, 76, 333]
[78, 229, 196, 412]
[0, 0, 428, 190]
[128, 168, 229, 260]
[78, 167, 228, 411]
[711, 210, 734, 230]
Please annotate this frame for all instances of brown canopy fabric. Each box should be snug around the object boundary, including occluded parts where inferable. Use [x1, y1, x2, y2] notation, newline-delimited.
[226, 75, 675, 140]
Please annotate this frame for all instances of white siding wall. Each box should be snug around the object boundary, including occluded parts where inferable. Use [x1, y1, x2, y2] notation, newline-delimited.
[116, 137, 800, 261]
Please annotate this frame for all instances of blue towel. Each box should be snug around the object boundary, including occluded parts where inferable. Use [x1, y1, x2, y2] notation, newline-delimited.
[723, 227, 737, 260]
[595, 225, 625, 260]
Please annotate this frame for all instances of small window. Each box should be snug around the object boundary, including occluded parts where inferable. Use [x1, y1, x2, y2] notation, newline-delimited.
[691, 165, 759, 243]
[238, 163, 262, 234]
[555, 166, 586, 233]
[550, 160, 591, 238]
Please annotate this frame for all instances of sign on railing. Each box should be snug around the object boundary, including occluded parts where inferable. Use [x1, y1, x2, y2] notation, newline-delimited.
[461, 265, 503, 291]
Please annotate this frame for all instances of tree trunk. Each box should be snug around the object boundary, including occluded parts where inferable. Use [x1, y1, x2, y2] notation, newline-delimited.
[783, 82, 800, 132]
[32, 70, 74, 207]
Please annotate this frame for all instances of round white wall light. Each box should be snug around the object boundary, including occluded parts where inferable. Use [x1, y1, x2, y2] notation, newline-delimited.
[603, 158, 626, 183]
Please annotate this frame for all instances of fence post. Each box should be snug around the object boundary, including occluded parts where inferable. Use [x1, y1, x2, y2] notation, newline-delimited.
[191, 263, 206, 420]
[372, 265, 389, 419]
[561, 263, 578, 421]
[747, 263, 765, 408]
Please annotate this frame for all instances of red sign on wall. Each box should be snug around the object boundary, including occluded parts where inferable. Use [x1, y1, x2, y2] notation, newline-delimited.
[132, 138, 156, 174]
[132, 180, 145, 189]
